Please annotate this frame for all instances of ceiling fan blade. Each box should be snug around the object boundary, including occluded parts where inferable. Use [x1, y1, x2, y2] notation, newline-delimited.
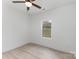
[12, 1, 25, 3]
[32, 3, 41, 9]
[25, 0, 30, 2]
[27, 7, 30, 11]
[25, 0, 35, 2]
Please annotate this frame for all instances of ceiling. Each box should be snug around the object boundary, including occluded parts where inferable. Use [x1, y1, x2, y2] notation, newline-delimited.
[4, 0, 75, 14]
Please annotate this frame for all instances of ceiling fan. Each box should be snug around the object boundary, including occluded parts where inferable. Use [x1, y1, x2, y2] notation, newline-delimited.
[12, 0, 42, 11]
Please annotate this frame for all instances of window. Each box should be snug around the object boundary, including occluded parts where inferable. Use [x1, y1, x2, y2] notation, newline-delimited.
[42, 21, 51, 38]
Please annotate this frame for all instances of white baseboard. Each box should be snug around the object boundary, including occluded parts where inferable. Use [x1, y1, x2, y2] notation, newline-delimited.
[28, 42, 76, 55]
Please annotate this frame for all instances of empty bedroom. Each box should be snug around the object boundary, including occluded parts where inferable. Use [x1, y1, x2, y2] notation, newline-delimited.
[2, 0, 76, 59]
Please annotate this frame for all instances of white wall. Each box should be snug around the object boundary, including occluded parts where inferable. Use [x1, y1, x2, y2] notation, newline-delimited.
[2, 2, 30, 52]
[29, 3, 76, 53]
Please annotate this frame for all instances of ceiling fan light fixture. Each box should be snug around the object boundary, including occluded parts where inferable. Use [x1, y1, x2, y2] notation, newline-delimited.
[25, 2, 32, 7]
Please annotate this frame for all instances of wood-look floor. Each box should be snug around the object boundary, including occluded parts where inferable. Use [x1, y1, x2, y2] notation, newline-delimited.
[2, 43, 75, 59]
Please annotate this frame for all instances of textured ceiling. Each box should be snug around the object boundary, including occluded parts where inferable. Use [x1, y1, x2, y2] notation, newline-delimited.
[4, 0, 75, 14]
